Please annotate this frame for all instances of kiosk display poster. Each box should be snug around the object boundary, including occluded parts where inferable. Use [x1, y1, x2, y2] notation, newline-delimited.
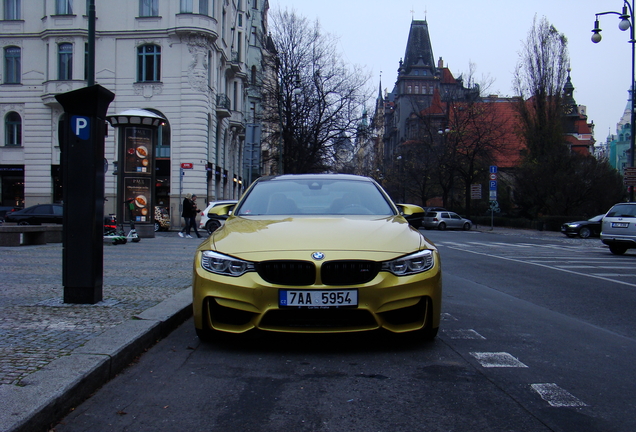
[124, 127, 153, 174]
[124, 177, 152, 222]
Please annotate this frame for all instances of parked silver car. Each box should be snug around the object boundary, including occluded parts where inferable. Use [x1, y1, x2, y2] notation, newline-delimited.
[423, 211, 472, 231]
[601, 203, 636, 255]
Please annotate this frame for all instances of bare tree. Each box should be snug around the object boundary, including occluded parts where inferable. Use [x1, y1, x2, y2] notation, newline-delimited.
[261, 9, 372, 174]
[513, 15, 570, 162]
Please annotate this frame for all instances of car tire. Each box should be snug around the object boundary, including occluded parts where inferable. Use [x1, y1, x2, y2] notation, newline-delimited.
[420, 326, 439, 341]
[609, 245, 628, 255]
[437, 222, 446, 231]
[206, 219, 222, 235]
[579, 227, 591, 238]
[462, 222, 471, 231]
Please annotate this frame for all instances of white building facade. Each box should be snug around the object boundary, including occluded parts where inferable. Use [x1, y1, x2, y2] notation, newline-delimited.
[0, 0, 270, 227]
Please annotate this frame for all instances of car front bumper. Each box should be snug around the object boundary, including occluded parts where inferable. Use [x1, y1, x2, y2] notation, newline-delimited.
[192, 252, 442, 335]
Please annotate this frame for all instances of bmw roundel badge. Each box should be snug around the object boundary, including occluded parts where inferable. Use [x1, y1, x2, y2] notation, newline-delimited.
[311, 252, 325, 260]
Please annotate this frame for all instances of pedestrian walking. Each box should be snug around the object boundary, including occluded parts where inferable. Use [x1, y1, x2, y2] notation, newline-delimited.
[178, 193, 199, 238]
[189, 194, 202, 238]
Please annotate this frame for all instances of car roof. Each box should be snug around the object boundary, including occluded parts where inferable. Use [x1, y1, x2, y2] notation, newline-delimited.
[256, 174, 376, 183]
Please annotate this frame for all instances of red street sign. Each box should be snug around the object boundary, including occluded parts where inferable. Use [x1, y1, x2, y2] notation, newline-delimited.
[489, 173, 497, 180]
[181, 163, 193, 169]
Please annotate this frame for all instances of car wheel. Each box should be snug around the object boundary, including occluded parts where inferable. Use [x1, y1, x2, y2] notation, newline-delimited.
[154, 221, 160, 232]
[437, 222, 446, 231]
[579, 227, 591, 238]
[462, 222, 471, 231]
[609, 245, 628, 255]
[206, 219, 221, 235]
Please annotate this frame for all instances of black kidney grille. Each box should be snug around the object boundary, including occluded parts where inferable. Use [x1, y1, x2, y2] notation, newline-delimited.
[321, 260, 380, 285]
[256, 260, 315, 286]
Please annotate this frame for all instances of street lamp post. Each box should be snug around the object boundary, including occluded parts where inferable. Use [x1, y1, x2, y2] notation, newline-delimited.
[592, 1, 635, 201]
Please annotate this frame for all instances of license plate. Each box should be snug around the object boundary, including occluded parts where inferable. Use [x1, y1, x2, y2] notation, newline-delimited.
[279, 289, 358, 308]
[612, 222, 629, 228]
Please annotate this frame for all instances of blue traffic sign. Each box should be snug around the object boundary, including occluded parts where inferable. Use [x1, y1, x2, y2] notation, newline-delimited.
[490, 165, 498, 174]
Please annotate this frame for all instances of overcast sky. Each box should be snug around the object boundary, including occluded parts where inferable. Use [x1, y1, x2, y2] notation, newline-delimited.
[272, 0, 633, 144]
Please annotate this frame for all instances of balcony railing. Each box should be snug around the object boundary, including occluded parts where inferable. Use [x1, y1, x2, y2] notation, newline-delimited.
[216, 94, 231, 119]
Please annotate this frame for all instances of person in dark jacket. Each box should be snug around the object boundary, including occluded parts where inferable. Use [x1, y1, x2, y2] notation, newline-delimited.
[179, 193, 201, 238]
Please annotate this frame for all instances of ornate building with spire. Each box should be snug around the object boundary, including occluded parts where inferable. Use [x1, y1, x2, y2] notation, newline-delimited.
[607, 86, 633, 175]
[379, 19, 479, 167]
[561, 70, 595, 156]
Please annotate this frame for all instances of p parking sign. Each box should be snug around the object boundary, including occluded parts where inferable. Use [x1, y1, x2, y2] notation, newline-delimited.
[71, 115, 90, 140]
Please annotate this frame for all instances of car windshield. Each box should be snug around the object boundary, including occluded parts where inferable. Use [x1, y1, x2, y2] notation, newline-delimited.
[235, 178, 395, 216]
[606, 205, 636, 218]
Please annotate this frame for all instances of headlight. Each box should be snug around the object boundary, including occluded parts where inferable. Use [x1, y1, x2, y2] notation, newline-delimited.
[381, 250, 435, 276]
[201, 251, 254, 277]
[567, 223, 580, 228]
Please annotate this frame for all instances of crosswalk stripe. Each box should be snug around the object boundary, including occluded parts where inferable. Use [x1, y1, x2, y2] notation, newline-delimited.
[531, 383, 588, 407]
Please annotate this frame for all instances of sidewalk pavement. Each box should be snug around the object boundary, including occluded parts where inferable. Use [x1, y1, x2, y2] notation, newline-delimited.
[0, 232, 202, 432]
[0, 226, 568, 432]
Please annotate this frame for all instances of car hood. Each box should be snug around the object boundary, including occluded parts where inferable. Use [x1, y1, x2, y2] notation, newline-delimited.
[206, 215, 425, 256]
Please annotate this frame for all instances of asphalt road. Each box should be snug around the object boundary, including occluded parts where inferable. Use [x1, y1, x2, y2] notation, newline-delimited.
[53, 230, 636, 432]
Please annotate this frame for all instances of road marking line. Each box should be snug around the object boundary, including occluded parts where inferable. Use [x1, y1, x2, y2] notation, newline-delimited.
[445, 245, 636, 288]
[444, 329, 486, 340]
[530, 383, 588, 407]
[470, 352, 528, 368]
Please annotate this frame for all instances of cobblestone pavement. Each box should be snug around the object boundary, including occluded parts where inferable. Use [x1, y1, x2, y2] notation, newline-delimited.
[0, 233, 202, 386]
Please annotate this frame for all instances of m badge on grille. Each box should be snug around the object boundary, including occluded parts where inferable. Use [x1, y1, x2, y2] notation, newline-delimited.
[311, 252, 325, 260]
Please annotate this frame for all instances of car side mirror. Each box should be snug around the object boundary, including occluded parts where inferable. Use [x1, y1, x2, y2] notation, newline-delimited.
[396, 204, 425, 228]
[207, 203, 235, 217]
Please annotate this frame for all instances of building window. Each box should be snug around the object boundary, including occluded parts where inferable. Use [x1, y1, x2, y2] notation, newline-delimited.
[5, 112, 21, 147]
[4, 46, 21, 84]
[137, 44, 161, 82]
[55, 0, 72, 15]
[253, 0, 257, 9]
[58, 43, 72, 80]
[180, 0, 192, 13]
[199, 0, 208, 15]
[4, 0, 20, 19]
[139, 0, 158, 17]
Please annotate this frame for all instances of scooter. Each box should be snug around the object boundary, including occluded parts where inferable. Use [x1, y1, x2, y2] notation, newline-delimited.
[103, 214, 127, 245]
[122, 199, 141, 243]
[103, 200, 141, 244]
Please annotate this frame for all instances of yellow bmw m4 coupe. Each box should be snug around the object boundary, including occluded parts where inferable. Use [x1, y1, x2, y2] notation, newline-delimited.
[193, 174, 442, 341]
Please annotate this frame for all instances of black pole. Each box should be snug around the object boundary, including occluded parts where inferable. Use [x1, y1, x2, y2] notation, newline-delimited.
[87, 0, 95, 86]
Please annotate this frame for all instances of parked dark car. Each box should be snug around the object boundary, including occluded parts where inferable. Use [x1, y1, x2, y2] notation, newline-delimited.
[4, 204, 63, 225]
[0, 206, 21, 223]
[561, 214, 604, 238]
